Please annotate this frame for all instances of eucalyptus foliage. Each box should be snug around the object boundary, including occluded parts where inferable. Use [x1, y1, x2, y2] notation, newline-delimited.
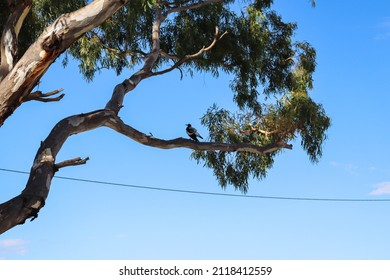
[0, 0, 329, 192]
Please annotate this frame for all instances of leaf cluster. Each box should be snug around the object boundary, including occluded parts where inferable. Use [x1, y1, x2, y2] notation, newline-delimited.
[191, 92, 330, 192]
[191, 104, 276, 192]
[0, 0, 330, 191]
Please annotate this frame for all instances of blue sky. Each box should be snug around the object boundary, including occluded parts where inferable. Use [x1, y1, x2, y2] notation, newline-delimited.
[1, 0, 390, 260]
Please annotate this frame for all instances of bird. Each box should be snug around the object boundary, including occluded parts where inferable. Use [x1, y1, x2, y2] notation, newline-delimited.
[186, 124, 203, 142]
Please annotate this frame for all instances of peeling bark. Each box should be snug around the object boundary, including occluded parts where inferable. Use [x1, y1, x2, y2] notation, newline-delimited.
[0, 0, 32, 81]
[0, 0, 128, 126]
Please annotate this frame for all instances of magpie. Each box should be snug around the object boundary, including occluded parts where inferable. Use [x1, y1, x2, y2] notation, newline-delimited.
[186, 124, 203, 142]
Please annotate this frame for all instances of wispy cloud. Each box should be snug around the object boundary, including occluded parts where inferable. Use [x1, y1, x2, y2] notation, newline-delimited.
[0, 239, 27, 247]
[375, 17, 390, 40]
[0, 239, 28, 258]
[377, 17, 390, 28]
[330, 161, 359, 176]
[370, 182, 390, 196]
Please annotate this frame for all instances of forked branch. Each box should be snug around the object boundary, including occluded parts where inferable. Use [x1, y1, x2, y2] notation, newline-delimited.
[0, 107, 292, 234]
[24, 88, 65, 103]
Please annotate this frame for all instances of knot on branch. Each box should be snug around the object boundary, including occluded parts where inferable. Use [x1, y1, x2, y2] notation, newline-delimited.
[41, 32, 62, 52]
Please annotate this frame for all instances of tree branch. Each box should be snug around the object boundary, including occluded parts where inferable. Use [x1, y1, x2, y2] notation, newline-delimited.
[0, 0, 129, 126]
[106, 6, 228, 110]
[55, 157, 90, 170]
[105, 113, 292, 154]
[0, 0, 32, 81]
[106, 6, 165, 111]
[24, 88, 65, 103]
[0, 108, 292, 234]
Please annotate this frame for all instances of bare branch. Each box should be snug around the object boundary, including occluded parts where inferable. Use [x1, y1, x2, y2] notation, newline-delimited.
[24, 88, 65, 103]
[55, 157, 90, 170]
[105, 113, 293, 154]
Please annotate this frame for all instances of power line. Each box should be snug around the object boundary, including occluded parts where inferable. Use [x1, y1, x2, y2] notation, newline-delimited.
[1, 167, 389, 202]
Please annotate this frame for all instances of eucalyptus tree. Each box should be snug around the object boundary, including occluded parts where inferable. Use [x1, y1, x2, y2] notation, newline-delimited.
[0, 0, 329, 234]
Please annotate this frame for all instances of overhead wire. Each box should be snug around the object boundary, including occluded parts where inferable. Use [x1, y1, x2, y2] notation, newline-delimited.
[1, 167, 389, 202]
